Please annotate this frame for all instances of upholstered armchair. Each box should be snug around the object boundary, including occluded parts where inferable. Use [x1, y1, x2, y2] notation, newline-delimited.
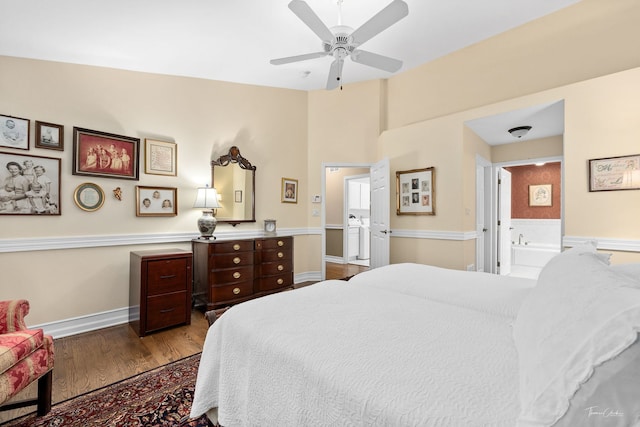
[0, 300, 54, 416]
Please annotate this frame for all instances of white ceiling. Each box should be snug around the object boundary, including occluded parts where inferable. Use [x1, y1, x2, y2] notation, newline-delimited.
[1, 0, 580, 92]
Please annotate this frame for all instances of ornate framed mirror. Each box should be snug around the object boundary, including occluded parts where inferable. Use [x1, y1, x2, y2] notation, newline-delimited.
[211, 146, 256, 226]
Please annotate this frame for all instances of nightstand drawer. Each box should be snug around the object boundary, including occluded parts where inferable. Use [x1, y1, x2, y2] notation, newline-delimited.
[257, 273, 293, 292]
[208, 240, 254, 254]
[256, 237, 292, 250]
[147, 258, 188, 296]
[210, 252, 254, 269]
[210, 265, 254, 284]
[211, 281, 254, 301]
[145, 292, 188, 332]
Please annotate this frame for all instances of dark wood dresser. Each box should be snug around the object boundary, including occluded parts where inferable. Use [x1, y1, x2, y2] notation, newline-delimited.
[129, 249, 192, 337]
[192, 236, 294, 311]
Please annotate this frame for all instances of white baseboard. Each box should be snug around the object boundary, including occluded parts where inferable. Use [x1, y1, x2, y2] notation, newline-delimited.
[34, 271, 322, 339]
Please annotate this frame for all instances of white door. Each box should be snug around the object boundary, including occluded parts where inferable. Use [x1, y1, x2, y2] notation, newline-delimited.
[497, 168, 512, 275]
[476, 164, 486, 272]
[370, 158, 390, 269]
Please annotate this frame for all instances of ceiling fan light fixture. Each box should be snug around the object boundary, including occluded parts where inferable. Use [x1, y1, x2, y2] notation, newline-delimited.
[508, 126, 532, 138]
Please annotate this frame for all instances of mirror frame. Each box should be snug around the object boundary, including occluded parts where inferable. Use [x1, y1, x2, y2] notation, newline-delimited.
[211, 146, 256, 226]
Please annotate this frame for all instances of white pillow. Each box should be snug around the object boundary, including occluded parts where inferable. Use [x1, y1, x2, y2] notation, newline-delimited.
[514, 248, 640, 427]
[611, 263, 640, 285]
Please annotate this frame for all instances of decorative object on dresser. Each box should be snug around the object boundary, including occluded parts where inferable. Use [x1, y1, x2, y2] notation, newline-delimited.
[192, 236, 294, 311]
[211, 146, 256, 226]
[264, 218, 277, 234]
[129, 249, 192, 337]
[193, 185, 222, 239]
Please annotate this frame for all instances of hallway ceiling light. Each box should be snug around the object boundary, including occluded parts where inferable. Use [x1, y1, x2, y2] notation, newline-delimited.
[508, 126, 532, 138]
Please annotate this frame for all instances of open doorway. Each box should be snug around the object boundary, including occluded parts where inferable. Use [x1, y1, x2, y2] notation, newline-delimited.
[345, 174, 370, 267]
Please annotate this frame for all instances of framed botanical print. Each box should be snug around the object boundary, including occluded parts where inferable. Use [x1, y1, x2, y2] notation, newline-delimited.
[136, 185, 177, 217]
[0, 114, 30, 150]
[396, 167, 435, 215]
[0, 151, 61, 215]
[72, 127, 140, 180]
[529, 184, 552, 206]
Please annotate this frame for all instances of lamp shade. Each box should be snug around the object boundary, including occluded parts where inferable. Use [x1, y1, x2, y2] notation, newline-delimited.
[193, 186, 221, 209]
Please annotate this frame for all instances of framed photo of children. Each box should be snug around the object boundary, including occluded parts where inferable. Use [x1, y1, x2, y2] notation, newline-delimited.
[35, 121, 64, 151]
[281, 177, 298, 203]
[0, 114, 30, 150]
[136, 185, 177, 217]
[72, 127, 140, 180]
[396, 167, 435, 215]
[0, 151, 61, 215]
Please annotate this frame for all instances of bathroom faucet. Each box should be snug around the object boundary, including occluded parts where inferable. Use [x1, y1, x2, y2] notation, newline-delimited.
[518, 234, 524, 245]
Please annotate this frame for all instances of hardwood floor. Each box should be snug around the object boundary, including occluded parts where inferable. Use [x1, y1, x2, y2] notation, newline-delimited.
[0, 310, 210, 423]
[1, 263, 365, 423]
[325, 261, 369, 280]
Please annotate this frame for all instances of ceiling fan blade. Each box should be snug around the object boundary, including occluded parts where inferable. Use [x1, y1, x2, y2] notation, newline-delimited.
[351, 49, 402, 72]
[270, 51, 328, 65]
[288, 0, 334, 42]
[350, 0, 409, 46]
[326, 59, 344, 90]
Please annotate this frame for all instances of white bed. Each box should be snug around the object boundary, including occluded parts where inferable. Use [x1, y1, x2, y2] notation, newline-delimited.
[191, 244, 640, 427]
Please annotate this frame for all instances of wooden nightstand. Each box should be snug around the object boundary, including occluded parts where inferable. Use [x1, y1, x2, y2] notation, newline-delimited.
[129, 249, 192, 337]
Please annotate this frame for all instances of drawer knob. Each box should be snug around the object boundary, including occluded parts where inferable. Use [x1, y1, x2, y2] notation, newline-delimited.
[233, 244, 241, 251]
[277, 252, 284, 258]
[233, 256, 241, 264]
[233, 271, 241, 279]
[233, 287, 241, 295]
[277, 278, 284, 285]
[277, 264, 284, 271]
[277, 240, 284, 247]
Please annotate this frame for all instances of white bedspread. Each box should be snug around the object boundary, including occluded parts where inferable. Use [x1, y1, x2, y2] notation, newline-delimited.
[191, 265, 534, 426]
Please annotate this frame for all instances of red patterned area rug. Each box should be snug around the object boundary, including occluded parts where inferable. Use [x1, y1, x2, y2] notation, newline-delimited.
[3, 353, 212, 427]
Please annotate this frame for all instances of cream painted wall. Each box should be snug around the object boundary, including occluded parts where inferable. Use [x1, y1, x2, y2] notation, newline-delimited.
[2, 0, 640, 328]
[492, 136, 563, 164]
[0, 56, 312, 325]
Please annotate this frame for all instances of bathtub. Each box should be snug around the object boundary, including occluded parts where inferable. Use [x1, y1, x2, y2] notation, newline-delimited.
[511, 243, 560, 268]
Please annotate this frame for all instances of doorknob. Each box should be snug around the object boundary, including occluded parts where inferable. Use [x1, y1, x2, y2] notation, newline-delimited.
[482, 228, 488, 232]
[381, 230, 387, 234]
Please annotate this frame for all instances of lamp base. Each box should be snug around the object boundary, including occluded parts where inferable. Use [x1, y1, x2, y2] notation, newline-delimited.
[197, 210, 217, 239]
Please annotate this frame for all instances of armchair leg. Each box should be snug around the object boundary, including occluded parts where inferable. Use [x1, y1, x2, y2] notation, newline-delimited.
[36, 370, 52, 416]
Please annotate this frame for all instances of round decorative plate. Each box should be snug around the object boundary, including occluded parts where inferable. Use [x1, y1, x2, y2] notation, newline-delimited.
[74, 182, 105, 212]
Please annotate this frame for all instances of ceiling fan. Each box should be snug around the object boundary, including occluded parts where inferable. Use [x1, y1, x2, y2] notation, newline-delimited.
[270, 0, 409, 90]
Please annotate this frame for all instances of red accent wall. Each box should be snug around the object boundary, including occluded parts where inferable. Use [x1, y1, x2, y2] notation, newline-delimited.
[505, 162, 561, 219]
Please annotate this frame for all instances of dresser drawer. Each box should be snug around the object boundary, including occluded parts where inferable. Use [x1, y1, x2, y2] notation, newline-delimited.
[261, 247, 292, 263]
[146, 258, 188, 296]
[145, 292, 188, 332]
[256, 237, 292, 250]
[210, 252, 254, 269]
[211, 281, 254, 302]
[210, 265, 254, 284]
[260, 259, 293, 276]
[208, 240, 254, 254]
[257, 273, 293, 292]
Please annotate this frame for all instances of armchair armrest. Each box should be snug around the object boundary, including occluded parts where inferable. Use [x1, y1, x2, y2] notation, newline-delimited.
[0, 300, 30, 334]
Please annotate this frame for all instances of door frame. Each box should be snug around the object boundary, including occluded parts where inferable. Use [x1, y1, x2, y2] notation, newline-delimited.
[343, 173, 370, 264]
[321, 162, 374, 280]
[487, 155, 564, 274]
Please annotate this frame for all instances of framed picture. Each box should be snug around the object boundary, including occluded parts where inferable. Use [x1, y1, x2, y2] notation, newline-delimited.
[235, 190, 243, 203]
[0, 114, 30, 150]
[136, 185, 177, 217]
[589, 154, 640, 192]
[529, 184, 552, 206]
[281, 177, 298, 203]
[144, 138, 177, 176]
[72, 127, 140, 180]
[73, 182, 105, 212]
[396, 167, 435, 215]
[0, 151, 61, 215]
[35, 121, 64, 151]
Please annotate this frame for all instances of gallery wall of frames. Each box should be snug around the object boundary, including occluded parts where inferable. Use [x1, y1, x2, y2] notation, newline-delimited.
[0, 113, 178, 217]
